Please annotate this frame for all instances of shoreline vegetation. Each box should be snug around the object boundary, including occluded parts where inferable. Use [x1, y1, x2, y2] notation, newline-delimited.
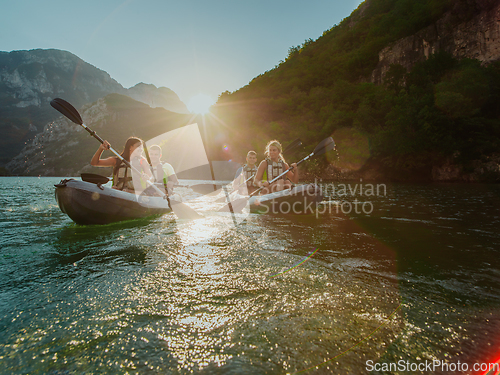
[209, 0, 500, 185]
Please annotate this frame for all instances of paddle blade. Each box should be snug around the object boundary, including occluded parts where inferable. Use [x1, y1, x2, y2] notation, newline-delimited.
[142, 141, 153, 168]
[81, 173, 109, 184]
[312, 137, 336, 157]
[50, 98, 83, 125]
[169, 198, 203, 220]
[283, 139, 303, 154]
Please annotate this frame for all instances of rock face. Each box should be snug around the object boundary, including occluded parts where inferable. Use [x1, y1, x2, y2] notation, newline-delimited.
[0, 49, 124, 106]
[0, 49, 122, 163]
[431, 155, 500, 182]
[0, 49, 188, 164]
[371, 0, 500, 83]
[5, 94, 192, 177]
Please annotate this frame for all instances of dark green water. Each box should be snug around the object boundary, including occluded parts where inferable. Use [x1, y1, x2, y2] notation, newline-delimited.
[1, 177, 500, 374]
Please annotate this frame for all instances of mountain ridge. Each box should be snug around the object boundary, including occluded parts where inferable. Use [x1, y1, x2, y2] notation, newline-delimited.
[5, 94, 194, 177]
[0, 48, 189, 165]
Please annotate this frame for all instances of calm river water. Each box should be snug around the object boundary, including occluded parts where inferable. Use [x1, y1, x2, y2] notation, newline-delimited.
[1, 177, 500, 374]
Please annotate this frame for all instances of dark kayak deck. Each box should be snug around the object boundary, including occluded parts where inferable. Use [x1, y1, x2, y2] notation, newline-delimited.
[54, 179, 172, 225]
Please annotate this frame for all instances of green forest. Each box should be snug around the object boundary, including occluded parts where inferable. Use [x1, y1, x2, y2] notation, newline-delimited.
[210, 0, 500, 181]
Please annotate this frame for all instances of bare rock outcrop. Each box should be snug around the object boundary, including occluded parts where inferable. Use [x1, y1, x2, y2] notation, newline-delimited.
[5, 98, 111, 176]
[372, 0, 500, 83]
[0, 49, 189, 165]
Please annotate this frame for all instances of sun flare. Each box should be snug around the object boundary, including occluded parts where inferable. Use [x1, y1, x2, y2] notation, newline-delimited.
[187, 93, 215, 114]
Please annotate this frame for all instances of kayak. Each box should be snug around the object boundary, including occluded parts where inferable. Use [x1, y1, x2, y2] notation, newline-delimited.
[221, 183, 323, 214]
[249, 183, 323, 213]
[54, 178, 172, 225]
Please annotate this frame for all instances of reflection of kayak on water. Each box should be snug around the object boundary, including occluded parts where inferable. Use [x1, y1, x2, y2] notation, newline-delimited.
[54, 179, 172, 225]
[222, 183, 323, 214]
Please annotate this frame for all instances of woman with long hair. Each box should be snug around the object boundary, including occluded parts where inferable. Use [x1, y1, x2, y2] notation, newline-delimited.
[253, 140, 298, 194]
[90, 137, 150, 193]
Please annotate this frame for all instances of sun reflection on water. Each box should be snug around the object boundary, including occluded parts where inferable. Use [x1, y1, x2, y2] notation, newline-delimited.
[175, 208, 246, 247]
[123, 217, 248, 372]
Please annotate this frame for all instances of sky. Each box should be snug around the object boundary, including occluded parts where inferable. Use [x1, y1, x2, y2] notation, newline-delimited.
[1, 0, 364, 110]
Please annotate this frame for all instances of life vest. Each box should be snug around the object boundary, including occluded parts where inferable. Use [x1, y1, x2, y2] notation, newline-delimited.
[262, 158, 284, 182]
[112, 158, 147, 191]
[241, 164, 257, 186]
[152, 163, 169, 186]
[149, 162, 177, 196]
[112, 161, 134, 191]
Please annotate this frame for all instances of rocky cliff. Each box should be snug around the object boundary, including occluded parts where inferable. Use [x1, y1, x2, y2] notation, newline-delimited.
[0, 49, 189, 165]
[5, 94, 193, 177]
[371, 0, 500, 83]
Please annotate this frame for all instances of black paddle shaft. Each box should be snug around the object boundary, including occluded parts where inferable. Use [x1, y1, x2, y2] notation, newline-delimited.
[50, 98, 135, 168]
[50, 98, 104, 142]
[142, 141, 155, 177]
[83, 126, 105, 144]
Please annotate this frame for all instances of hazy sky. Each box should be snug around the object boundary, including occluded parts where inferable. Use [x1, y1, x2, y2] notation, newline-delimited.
[1, 0, 363, 106]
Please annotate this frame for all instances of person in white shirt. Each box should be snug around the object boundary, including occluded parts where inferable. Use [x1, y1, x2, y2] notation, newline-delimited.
[148, 144, 178, 195]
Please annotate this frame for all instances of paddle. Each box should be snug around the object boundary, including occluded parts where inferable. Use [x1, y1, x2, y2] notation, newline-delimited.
[203, 138, 304, 201]
[81, 173, 109, 184]
[50, 98, 201, 220]
[141, 141, 202, 220]
[231, 138, 303, 192]
[218, 137, 335, 213]
[214, 175, 255, 204]
[80, 172, 206, 194]
[191, 139, 302, 194]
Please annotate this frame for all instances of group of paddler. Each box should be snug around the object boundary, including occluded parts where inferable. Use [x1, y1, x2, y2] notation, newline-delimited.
[90, 137, 178, 196]
[232, 140, 300, 196]
[50, 97, 335, 221]
[91, 136, 301, 198]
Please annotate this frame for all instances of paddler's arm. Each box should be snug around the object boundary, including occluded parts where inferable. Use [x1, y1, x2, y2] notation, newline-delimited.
[90, 141, 116, 167]
[166, 174, 178, 193]
[253, 161, 269, 188]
